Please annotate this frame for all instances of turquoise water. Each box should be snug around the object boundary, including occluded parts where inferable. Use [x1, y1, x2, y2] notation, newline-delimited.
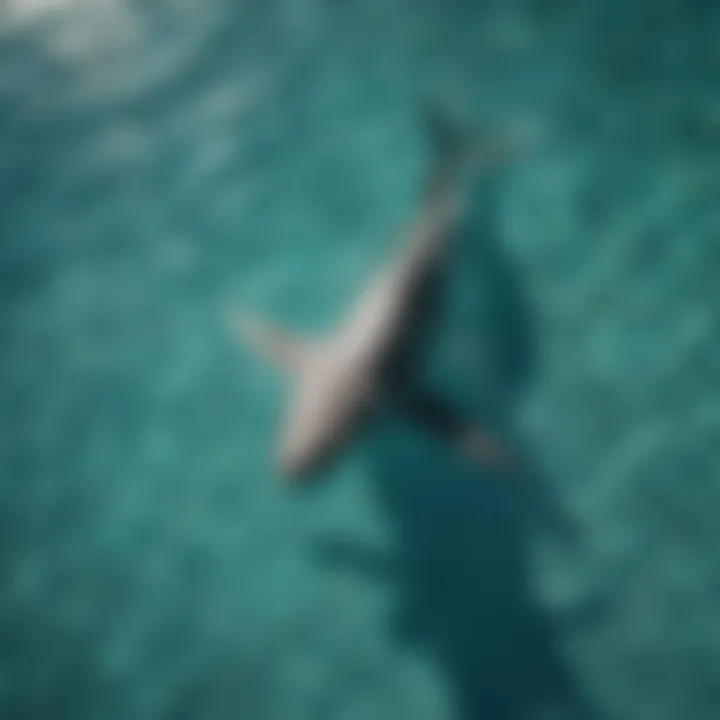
[1, 2, 719, 719]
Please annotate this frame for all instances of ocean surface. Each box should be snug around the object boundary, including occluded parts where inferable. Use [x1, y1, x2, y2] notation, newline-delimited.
[1, 1, 719, 719]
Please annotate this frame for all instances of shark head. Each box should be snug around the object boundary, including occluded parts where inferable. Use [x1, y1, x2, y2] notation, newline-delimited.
[276, 439, 337, 482]
[274, 357, 375, 481]
[276, 445, 319, 481]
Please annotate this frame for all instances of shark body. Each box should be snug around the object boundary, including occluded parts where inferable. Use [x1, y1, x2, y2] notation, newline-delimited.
[231, 110, 524, 481]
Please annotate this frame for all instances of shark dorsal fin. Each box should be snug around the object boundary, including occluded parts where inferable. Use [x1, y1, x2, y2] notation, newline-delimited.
[228, 309, 316, 373]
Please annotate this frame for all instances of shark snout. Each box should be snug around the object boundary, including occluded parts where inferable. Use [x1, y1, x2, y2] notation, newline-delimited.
[276, 443, 317, 482]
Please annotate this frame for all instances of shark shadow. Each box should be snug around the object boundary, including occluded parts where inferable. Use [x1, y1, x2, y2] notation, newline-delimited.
[313, 174, 602, 720]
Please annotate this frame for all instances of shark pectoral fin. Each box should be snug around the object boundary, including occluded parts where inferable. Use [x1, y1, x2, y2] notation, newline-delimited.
[227, 308, 315, 373]
[388, 384, 518, 475]
[456, 427, 518, 475]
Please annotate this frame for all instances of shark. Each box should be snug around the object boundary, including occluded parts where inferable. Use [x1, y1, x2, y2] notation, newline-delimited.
[229, 108, 528, 482]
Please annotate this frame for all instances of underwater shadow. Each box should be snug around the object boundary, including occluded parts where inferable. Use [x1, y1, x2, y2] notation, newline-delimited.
[363, 427, 590, 720]
[314, 175, 598, 719]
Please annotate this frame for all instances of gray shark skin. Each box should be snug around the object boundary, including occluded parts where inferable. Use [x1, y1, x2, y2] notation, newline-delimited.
[230, 110, 528, 482]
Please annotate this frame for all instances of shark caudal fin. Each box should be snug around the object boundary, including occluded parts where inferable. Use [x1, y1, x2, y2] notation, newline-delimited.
[421, 101, 474, 198]
[422, 100, 541, 195]
[468, 117, 541, 174]
[227, 308, 315, 373]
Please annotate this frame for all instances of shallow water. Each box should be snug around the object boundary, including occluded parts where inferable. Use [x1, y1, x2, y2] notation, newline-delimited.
[1, 2, 719, 719]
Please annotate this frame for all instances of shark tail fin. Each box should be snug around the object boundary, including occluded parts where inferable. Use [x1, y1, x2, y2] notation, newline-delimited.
[422, 100, 541, 195]
[467, 117, 541, 175]
[422, 101, 473, 198]
[423, 101, 471, 169]
[227, 308, 315, 373]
